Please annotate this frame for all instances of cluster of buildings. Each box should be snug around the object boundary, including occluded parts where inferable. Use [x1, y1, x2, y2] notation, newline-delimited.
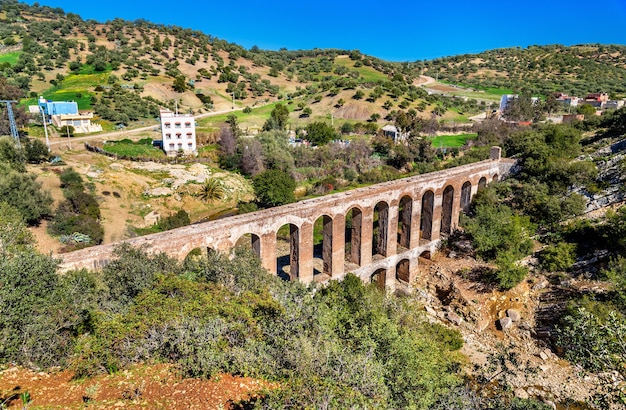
[554, 92, 625, 110]
[494, 92, 626, 125]
[29, 97, 198, 156]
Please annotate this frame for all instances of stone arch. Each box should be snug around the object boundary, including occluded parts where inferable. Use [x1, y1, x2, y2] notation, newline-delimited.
[371, 268, 386, 291]
[313, 214, 333, 278]
[397, 195, 413, 251]
[420, 190, 435, 241]
[276, 223, 300, 281]
[183, 246, 216, 264]
[478, 177, 487, 190]
[396, 259, 410, 283]
[234, 233, 261, 258]
[492, 174, 499, 182]
[441, 185, 455, 235]
[372, 201, 390, 258]
[460, 181, 472, 211]
[420, 250, 432, 260]
[345, 207, 363, 266]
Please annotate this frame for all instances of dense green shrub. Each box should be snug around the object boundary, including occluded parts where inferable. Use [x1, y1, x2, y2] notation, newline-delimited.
[0, 163, 52, 225]
[0, 136, 26, 172]
[494, 250, 530, 290]
[539, 242, 577, 272]
[23, 138, 49, 163]
[158, 209, 190, 230]
[357, 165, 401, 184]
[463, 204, 534, 262]
[49, 167, 103, 245]
[252, 169, 295, 208]
[557, 303, 626, 376]
[59, 167, 84, 190]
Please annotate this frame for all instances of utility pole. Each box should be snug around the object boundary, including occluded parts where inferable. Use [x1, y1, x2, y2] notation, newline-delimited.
[40, 106, 50, 152]
[66, 122, 71, 150]
[1, 100, 20, 147]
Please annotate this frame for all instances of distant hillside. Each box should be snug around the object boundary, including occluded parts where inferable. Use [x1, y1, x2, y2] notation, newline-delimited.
[1, 0, 626, 134]
[0, 0, 451, 132]
[420, 44, 626, 97]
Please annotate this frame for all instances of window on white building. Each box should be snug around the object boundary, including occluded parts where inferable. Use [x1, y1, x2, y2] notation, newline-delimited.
[186, 133, 192, 138]
[165, 133, 171, 139]
[175, 122, 181, 128]
[185, 122, 191, 128]
[164, 122, 171, 129]
[176, 133, 182, 139]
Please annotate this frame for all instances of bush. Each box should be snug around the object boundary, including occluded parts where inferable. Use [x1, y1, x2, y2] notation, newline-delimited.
[539, 242, 576, 272]
[357, 166, 401, 184]
[252, 169, 295, 208]
[50, 168, 103, 245]
[237, 201, 258, 214]
[556, 304, 626, 374]
[24, 138, 49, 163]
[59, 167, 84, 190]
[159, 210, 190, 230]
[463, 203, 534, 261]
[495, 250, 529, 289]
[101, 243, 184, 310]
[0, 163, 52, 225]
[0, 136, 26, 172]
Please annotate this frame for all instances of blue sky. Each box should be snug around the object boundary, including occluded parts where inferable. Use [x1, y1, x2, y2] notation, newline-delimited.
[24, 0, 626, 61]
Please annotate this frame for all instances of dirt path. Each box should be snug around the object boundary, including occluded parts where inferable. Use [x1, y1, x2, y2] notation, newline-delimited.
[414, 75, 436, 86]
[0, 364, 274, 409]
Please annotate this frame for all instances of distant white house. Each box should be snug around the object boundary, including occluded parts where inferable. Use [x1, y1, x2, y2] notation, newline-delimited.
[160, 108, 197, 155]
[499, 94, 540, 113]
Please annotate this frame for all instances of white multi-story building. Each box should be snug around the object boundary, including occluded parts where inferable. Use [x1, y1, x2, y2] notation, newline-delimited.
[160, 109, 197, 155]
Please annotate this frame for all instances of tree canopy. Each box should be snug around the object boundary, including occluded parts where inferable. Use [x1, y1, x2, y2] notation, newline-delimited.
[252, 168, 295, 208]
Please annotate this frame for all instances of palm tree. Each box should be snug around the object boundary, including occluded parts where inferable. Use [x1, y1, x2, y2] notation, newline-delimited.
[198, 178, 225, 202]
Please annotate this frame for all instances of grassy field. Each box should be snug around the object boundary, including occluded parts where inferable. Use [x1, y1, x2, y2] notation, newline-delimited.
[334, 56, 387, 83]
[429, 133, 477, 148]
[444, 89, 503, 103]
[196, 101, 291, 132]
[102, 141, 166, 158]
[20, 71, 111, 109]
[0, 51, 21, 65]
[77, 63, 113, 75]
[440, 81, 513, 96]
[63, 72, 111, 89]
[21, 90, 94, 110]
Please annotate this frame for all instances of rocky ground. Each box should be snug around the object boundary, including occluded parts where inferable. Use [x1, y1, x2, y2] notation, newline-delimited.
[413, 248, 623, 409]
[29, 146, 254, 254]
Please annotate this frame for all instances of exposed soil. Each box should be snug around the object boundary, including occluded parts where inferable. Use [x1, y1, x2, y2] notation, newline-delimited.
[0, 364, 274, 409]
[414, 252, 612, 408]
[426, 83, 459, 93]
[28, 148, 254, 255]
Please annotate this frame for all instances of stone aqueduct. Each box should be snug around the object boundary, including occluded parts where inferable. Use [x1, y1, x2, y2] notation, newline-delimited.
[59, 147, 515, 290]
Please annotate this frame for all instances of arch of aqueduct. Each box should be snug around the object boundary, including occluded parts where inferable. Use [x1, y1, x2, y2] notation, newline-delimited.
[59, 147, 515, 290]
